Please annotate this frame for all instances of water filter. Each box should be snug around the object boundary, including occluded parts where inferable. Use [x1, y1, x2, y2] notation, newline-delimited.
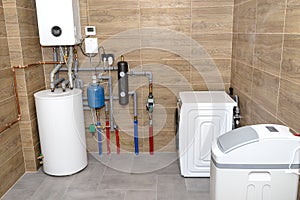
[87, 76, 105, 109]
[35, 0, 82, 46]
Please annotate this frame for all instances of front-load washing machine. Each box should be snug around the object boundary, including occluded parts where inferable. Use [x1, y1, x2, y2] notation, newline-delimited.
[177, 91, 236, 177]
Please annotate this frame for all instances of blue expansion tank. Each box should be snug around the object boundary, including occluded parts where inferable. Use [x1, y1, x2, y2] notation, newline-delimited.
[87, 76, 105, 109]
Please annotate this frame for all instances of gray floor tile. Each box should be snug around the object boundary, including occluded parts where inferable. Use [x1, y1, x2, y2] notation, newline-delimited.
[187, 191, 210, 200]
[1, 173, 47, 200]
[62, 190, 126, 200]
[131, 153, 178, 174]
[185, 178, 210, 192]
[104, 166, 132, 175]
[157, 175, 210, 200]
[30, 175, 75, 200]
[1, 153, 211, 200]
[125, 190, 157, 200]
[1, 189, 33, 200]
[157, 175, 187, 191]
[103, 153, 179, 175]
[103, 153, 135, 174]
[11, 173, 47, 190]
[99, 174, 157, 190]
[67, 162, 106, 192]
[153, 160, 180, 175]
[88, 152, 111, 164]
[158, 188, 209, 200]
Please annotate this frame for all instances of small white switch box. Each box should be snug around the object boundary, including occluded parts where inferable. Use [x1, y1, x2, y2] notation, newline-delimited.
[85, 38, 98, 54]
[85, 26, 96, 36]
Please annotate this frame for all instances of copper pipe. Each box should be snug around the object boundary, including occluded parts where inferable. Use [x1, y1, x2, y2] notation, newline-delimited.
[0, 61, 65, 134]
[11, 68, 21, 118]
[12, 61, 65, 69]
[0, 117, 20, 133]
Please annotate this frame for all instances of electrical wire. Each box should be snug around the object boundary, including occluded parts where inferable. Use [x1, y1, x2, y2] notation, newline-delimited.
[287, 146, 300, 175]
[90, 108, 104, 143]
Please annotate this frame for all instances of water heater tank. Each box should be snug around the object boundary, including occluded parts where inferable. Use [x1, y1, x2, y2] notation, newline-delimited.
[35, 0, 82, 46]
[34, 88, 87, 176]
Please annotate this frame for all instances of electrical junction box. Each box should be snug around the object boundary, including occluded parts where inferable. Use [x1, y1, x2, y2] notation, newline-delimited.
[85, 38, 98, 54]
[35, 0, 82, 46]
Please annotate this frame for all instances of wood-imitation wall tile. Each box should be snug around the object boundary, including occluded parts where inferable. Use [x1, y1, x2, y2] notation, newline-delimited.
[251, 101, 277, 124]
[0, 68, 15, 99]
[0, 150, 25, 198]
[231, 61, 253, 97]
[0, 124, 21, 168]
[192, 6, 233, 34]
[192, 33, 232, 59]
[141, 0, 190, 8]
[281, 34, 300, 85]
[235, 0, 256, 33]
[0, 96, 17, 127]
[141, 8, 191, 34]
[252, 69, 279, 115]
[254, 34, 283, 76]
[285, 4, 300, 33]
[89, 9, 139, 36]
[192, 0, 234, 7]
[256, 0, 286, 33]
[278, 79, 300, 133]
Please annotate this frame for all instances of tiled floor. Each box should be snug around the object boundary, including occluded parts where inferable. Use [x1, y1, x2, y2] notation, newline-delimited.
[1, 153, 210, 200]
[3, 152, 300, 200]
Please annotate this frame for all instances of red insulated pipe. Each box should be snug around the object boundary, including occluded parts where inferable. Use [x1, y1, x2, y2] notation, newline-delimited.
[115, 128, 120, 154]
[106, 120, 110, 155]
[149, 114, 154, 155]
[149, 125, 154, 155]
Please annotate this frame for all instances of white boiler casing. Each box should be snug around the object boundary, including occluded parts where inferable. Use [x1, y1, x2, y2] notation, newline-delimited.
[34, 89, 87, 176]
[35, 0, 82, 46]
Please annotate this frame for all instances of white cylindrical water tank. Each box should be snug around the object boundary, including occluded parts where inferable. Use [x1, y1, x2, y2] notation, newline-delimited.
[34, 88, 87, 176]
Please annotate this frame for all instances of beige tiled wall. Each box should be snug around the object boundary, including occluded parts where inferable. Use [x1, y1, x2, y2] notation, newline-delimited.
[231, 0, 300, 133]
[41, 0, 234, 153]
[3, 0, 44, 174]
[0, 1, 25, 197]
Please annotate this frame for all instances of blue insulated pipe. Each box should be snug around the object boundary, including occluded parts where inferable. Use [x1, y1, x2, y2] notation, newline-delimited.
[134, 119, 138, 155]
[97, 121, 102, 155]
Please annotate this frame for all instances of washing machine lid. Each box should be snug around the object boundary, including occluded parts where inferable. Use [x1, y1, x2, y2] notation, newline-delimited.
[179, 91, 236, 107]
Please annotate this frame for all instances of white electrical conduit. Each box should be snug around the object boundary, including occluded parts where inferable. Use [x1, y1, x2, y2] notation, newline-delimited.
[59, 66, 118, 72]
[50, 47, 64, 91]
[98, 75, 114, 132]
[128, 91, 137, 117]
[128, 71, 153, 83]
[67, 46, 74, 89]
[287, 145, 300, 175]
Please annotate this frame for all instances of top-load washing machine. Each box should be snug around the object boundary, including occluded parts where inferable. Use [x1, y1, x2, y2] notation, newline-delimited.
[177, 91, 236, 177]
